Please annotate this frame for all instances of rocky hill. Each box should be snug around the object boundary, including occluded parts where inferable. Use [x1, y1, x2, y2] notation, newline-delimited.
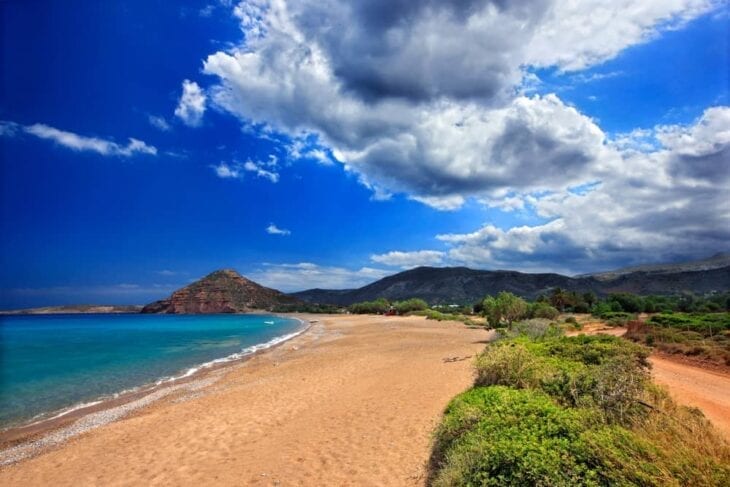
[291, 264, 730, 306]
[142, 269, 300, 314]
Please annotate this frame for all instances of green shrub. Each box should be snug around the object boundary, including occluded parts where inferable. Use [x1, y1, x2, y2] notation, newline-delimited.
[474, 335, 650, 421]
[430, 387, 598, 487]
[412, 309, 478, 326]
[530, 302, 560, 320]
[393, 298, 428, 314]
[502, 319, 563, 340]
[430, 334, 730, 486]
[474, 344, 543, 389]
[430, 386, 721, 487]
[348, 298, 390, 314]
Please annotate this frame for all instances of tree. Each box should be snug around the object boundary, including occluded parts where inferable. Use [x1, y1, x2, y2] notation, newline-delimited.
[582, 292, 597, 308]
[499, 292, 528, 327]
[550, 288, 569, 312]
[482, 296, 502, 328]
[482, 292, 528, 328]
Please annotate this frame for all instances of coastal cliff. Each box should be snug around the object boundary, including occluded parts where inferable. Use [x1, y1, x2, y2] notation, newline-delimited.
[141, 269, 300, 314]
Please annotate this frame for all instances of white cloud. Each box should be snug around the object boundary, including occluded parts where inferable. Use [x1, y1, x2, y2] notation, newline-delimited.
[211, 162, 241, 178]
[0, 120, 20, 136]
[195, 0, 726, 271]
[243, 157, 279, 182]
[266, 223, 290, 235]
[199, 4, 216, 17]
[148, 115, 171, 131]
[247, 262, 390, 291]
[211, 156, 280, 182]
[370, 250, 445, 269]
[526, 1, 714, 71]
[1, 121, 157, 157]
[201, 0, 716, 209]
[402, 107, 730, 273]
[174, 79, 207, 127]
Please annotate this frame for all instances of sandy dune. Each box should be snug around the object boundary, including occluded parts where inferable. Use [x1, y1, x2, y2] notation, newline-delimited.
[0, 315, 492, 486]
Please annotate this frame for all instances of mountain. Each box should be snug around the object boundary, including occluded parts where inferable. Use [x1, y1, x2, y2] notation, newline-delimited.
[142, 269, 301, 314]
[291, 262, 730, 306]
[581, 252, 730, 281]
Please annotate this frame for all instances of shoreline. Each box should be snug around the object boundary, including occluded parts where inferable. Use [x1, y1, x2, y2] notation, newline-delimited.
[0, 315, 492, 485]
[0, 314, 313, 463]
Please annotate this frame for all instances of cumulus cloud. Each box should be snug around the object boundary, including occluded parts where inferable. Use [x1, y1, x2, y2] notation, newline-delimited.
[196, 0, 726, 270]
[266, 223, 290, 235]
[1, 121, 157, 157]
[175, 80, 207, 126]
[370, 250, 445, 269]
[202, 0, 716, 209]
[247, 262, 389, 291]
[419, 107, 729, 273]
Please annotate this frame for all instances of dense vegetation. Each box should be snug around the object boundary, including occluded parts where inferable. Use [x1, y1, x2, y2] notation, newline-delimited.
[429, 323, 730, 486]
[270, 302, 344, 314]
[347, 298, 428, 314]
[625, 312, 730, 367]
[344, 291, 729, 336]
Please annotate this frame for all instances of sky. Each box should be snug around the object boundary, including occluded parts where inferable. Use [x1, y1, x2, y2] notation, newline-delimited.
[1, 0, 728, 308]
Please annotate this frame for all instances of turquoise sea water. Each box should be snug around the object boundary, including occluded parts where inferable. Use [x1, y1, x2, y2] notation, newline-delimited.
[0, 314, 302, 428]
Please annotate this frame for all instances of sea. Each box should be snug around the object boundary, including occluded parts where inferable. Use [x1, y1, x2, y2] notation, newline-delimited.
[0, 313, 304, 429]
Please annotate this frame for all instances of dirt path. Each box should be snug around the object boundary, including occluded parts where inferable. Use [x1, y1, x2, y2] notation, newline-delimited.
[649, 356, 730, 438]
[569, 324, 730, 439]
[0, 315, 492, 486]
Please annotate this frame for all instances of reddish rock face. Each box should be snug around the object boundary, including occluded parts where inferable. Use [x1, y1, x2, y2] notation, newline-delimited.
[141, 269, 300, 314]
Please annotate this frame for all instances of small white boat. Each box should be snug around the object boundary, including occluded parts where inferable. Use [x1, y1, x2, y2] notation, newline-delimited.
[264, 320, 275, 325]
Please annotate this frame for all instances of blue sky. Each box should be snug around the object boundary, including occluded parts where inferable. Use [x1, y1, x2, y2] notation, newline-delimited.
[1, 0, 728, 308]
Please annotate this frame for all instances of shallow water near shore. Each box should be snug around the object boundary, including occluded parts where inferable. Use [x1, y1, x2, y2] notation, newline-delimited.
[0, 313, 302, 429]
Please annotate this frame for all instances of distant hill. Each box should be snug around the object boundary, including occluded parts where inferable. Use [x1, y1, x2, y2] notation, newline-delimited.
[581, 252, 730, 281]
[142, 269, 301, 314]
[0, 304, 142, 315]
[291, 261, 730, 306]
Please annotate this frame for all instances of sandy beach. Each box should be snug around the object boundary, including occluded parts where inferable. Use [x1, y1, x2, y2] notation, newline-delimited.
[0, 314, 492, 486]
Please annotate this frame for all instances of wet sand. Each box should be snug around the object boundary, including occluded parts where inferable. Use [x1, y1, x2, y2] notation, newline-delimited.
[0, 314, 492, 486]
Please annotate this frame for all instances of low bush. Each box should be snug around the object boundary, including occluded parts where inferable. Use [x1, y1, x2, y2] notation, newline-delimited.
[430, 386, 730, 486]
[393, 298, 428, 314]
[429, 333, 730, 485]
[594, 311, 637, 327]
[500, 318, 563, 340]
[626, 316, 730, 367]
[529, 302, 560, 320]
[474, 344, 543, 389]
[412, 309, 479, 327]
[348, 298, 390, 314]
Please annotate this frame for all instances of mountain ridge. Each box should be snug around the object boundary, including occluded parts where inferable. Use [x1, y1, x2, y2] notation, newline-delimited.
[292, 263, 730, 306]
[579, 252, 730, 281]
